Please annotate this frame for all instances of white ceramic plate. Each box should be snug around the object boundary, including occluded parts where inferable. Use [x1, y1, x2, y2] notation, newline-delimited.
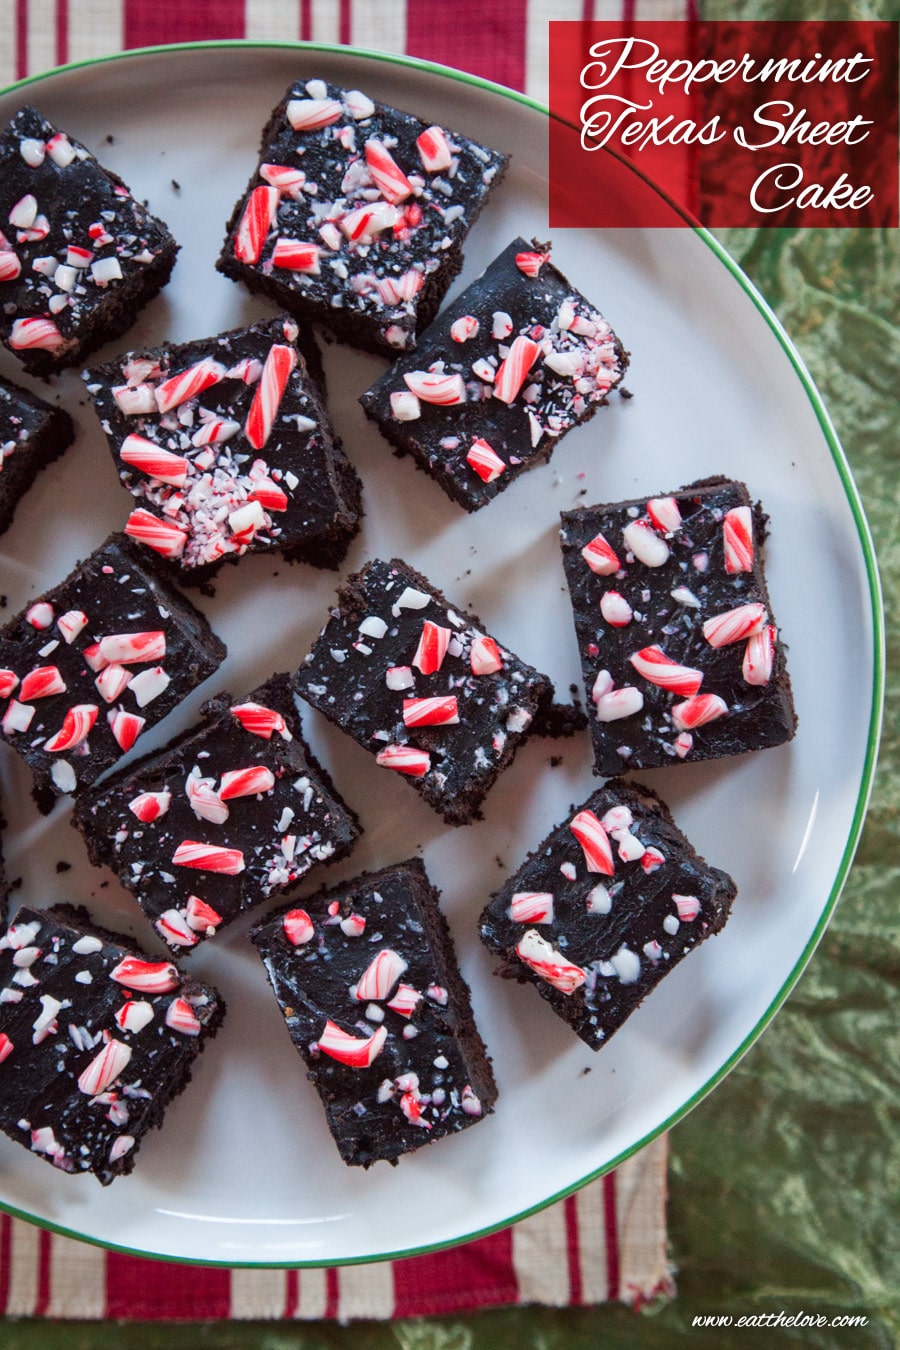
[0, 44, 881, 1267]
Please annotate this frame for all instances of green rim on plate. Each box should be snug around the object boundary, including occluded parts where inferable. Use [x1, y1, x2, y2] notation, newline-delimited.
[0, 39, 885, 1270]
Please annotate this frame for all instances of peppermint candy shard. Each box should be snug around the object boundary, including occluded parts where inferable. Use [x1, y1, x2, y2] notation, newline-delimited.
[581, 532, 620, 576]
[19, 666, 66, 701]
[493, 336, 540, 405]
[600, 591, 632, 627]
[702, 603, 767, 649]
[219, 765, 276, 799]
[109, 957, 179, 993]
[166, 997, 202, 1036]
[515, 930, 586, 995]
[245, 343, 296, 450]
[375, 744, 431, 777]
[364, 138, 414, 204]
[403, 370, 466, 405]
[316, 1020, 387, 1068]
[43, 703, 98, 753]
[386, 984, 422, 1017]
[402, 696, 459, 727]
[570, 809, 615, 875]
[629, 646, 703, 696]
[156, 909, 199, 948]
[128, 790, 172, 823]
[125, 508, 188, 559]
[595, 686, 644, 722]
[509, 891, 555, 924]
[646, 496, 682, 534]
[355, 948, 408, 1002]
[674, 894, 701, 921]
[723, 506, 754, 573]
[742, 625, 776, 686]
[286, 98, 343, 131]
[172, 841, 245, 875]
[671, 693, 729, 731]
[234, 185, 278, 264]
[622, 519, 670, 568]
[470, 634, 502, 675]
[230, 702, 290, 740]
[466, 438, 506, 484]
[77, 1039, 132, 1095]
[416, 125, 452, 173]
[515, 251, 549, 277]
[283, 909, 314, 945]
[412, 620, 451, 675]
[108, 709, 145, 752]
[119, 435, 188, 488]
[186, 896, 223, 933]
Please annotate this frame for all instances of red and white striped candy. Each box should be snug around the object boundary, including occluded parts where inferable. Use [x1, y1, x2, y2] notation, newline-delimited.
[493, 336, 540, 405]
[19, 666, 66, 701]
[272, 238, 320, 272]
[156, 910, 199, 948]
[340, 913, 366, 938]
[674, 894, 701, 922]
[231, 702, 289, 740]
[600, 591, 632, 626]
[57, 610, 87, 644]
[94, 663, 131, 703]
[109, 957, 179, 993]
[623, 519, 670, 567]
[285, 97, 343, 131]
[186, 895, 223, 933]
[416, 125, 452, 172]
[245, 343, 296, 450]
[400, 1087, 431, 1128]
[98, 632, 166, 665]
[234, 185, 278, 264]
[125, 508, 188, 559]
[674, 731, 693, 758]
[317, 1020, 387, 1068]
[515, 930, 586, 996]
[356, 948, 408, 1002]
[723, 506, 754, 574]
[128, 790, 171, 823]
[402, 696, 459, 727]
[191, 417, 241, 448]
[386, 984, 422, 1017]
[0, 670, 19, 698]
[0, 1033, 13, 1063]
[154, 357, 226, 413]
[186, 777, 229, 825]
[115, 1001, 154, 1034]
[595, 686, 643, 722]
[413, 620, 451, 674]
[66, 245, 92, 268]
[581, 532, 620, 576]
[113, 384, 158, 415]
[364, 138, 413, 203]
[25, 601, 53, 629]
[248, 477, 289, 511]
[108, 708, 145, 752]
[702, 602, 767, 649]
[375, 744, 431, 776]
[570, 809, 615, 876]
[403, 370, 466, 405]
[470, 634, 502, 675]
[119, 435, 188, 487]
[9, 316, 64, 351]
[742, 624, 776, 686]
[450, 315, 479, 343]
[219, 765, 276, 799]
[515, 251, 550, 277]
[340, 202, 399, 241]
[166, 997, 202, 1036]
[376, 270, 423, 305]
[9, 194, 36, 229]
[629, 645, 704, 696]
[509, 891, 555, 924]
[43, 703, 97, 752]
[283, 908, 314, 946]
[172, 841, 245, 875]
[3, 700, 34, 734]
[640, 847, 666, 874]
[0, 251, 21, 281]
[671, 693, 728, 731]
[466, 437, 505, 483]
[646, 497, 682, 534]
[259, 163, 306, 194]
[77, 1039, 132, 1096]
[390, 390, 421, 421]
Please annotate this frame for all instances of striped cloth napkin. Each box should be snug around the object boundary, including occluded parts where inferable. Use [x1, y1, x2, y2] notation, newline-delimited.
[0, 0, 686, 1320]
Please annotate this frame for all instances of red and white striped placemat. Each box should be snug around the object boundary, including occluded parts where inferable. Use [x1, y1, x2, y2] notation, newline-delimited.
[0, 0, 686, 1318]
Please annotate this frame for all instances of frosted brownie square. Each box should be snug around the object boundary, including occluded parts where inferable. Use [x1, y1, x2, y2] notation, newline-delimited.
[0, 106, 177, 376]
[74, 674, 360, 952]
[0, 375, 75, 536]
[559, 478, 797, 775]
[292, 558, 554, 826]
[0, 533, 225, 805]
[359, 237, 628, 510]
[217, 78, 507, 356]
[0, 904, 224, 1183]
[251, 858, 496, 1166]
[84, 314, 362, 582]
[479, 780, 736, 1049]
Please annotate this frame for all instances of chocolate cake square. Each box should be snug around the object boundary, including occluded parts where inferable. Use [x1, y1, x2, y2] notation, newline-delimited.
[217, 78, 508, 357]
[0, 533, 226, 805]
[251, 858, 497, 1166]
[0, 106, 178, 377]
[358, 237, 628, 510]
[74, 674, 360, 952]
[0, 904, 224, 1183]
[83, 314, 362, 582]
[292, 558, 554, 826]
[0, 375, 75, 536]
[559, 478, 797, 775]
[479, 780, 736, 1049]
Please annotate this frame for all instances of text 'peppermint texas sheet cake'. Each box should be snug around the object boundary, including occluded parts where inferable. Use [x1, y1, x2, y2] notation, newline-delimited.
[217, 78, 508, 356]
